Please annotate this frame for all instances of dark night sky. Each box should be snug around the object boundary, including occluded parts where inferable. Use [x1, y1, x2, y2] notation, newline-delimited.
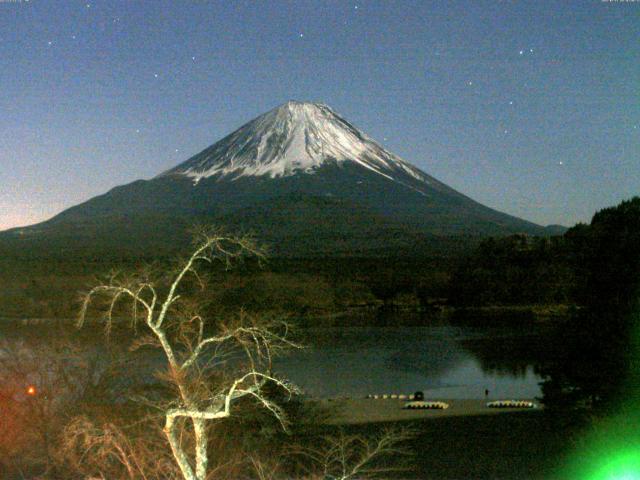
[1, 0, 638, 230]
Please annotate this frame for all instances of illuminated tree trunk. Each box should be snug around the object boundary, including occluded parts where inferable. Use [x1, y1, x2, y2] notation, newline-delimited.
[79, 229, 299, 480]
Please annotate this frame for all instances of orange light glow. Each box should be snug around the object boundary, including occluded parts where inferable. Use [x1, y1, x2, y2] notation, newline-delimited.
[26, 386, 36, 396]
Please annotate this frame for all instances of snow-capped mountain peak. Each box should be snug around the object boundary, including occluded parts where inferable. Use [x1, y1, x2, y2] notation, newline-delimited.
[160, 101, 432, 189]
[6, 101, 547, 247]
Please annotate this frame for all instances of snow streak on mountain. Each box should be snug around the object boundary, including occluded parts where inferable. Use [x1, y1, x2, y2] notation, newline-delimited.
[160, 101, 434, 192]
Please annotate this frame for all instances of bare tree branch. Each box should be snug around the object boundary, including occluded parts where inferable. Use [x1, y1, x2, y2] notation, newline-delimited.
[78, 229, 297, 480]
[292, 427, 415, 480]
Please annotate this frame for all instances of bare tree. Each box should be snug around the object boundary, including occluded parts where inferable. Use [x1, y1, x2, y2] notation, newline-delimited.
[78, 229, 300, 480]
[292, 428, 415, 480]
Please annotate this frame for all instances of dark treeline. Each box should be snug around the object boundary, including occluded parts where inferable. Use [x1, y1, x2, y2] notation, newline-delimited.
[0, 251, 459, 321]
[447, 197, 640, 408]
[0, 230, 479, 320]
[538, 197, 640, 409]
[448, 234, 574, 306]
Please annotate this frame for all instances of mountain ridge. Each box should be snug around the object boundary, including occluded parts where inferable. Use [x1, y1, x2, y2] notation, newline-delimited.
[1, 101, 561, 257]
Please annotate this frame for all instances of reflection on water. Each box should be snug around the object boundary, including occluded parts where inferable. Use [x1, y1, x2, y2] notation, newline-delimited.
[462, 334, 549, 379]
[274, 326, 550, 399]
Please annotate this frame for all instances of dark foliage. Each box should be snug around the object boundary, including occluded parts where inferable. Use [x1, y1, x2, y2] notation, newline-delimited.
[448, 234, 574, 306]
[540, 197, 640, 409]
[444, 197, 640, 409]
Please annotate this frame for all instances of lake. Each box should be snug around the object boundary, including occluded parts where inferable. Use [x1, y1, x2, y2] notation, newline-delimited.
[0, 318, 551, 401]
[275, 324, 548, 399]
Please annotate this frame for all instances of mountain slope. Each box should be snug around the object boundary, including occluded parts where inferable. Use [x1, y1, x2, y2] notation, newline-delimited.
[2, 101, 551, 257]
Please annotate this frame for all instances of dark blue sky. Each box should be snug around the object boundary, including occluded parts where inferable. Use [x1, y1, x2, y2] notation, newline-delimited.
[1, 0, 638, 230]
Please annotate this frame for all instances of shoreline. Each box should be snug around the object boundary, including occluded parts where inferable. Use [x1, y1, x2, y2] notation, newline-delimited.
[0, 303, 572, 326]
[313, 398, 542, 425]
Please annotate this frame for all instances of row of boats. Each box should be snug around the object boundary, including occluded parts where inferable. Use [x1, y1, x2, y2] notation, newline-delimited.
[364, 393, 537, 410]
[404, 400, 537, 410]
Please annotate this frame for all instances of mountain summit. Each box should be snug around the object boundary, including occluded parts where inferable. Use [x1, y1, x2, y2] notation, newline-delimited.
[161, 101, 432, 191]
[3, 101, 551, 256]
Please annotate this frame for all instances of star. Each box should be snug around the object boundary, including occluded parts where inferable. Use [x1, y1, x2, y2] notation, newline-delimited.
[86, 3, 91, 8]
[71, 35, 77, 39]
[154, 73, 159, 78]
[504, 129, 509, 134]
[47, 41, 52, 46]
[559, 161, 564, 166]
[135, 129, 140, 133]
[299, 33, 304, 38]
[468, 81, 473, 86]
[509, 101, 514, 105]
[519, 50, 524, 55]
[354, 5, 359, 9]
[192, 56, 196, 61]
[529, 48, 534, 53]
[175, 149, 179, 153]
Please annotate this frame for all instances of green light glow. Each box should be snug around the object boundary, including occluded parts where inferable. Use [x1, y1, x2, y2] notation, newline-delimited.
[559, 314, 640, 480]
[562, 439, 640, 479]
[590, 451, 640, 480]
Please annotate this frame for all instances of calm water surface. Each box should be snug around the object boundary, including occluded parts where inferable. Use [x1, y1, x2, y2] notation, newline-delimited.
[0, 319, 549, 400]
[275, 325, 546, 399]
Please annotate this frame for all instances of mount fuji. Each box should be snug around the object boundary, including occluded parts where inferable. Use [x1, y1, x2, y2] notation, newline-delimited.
[161, 101, 438, 189]
[3, 101, 553, 256]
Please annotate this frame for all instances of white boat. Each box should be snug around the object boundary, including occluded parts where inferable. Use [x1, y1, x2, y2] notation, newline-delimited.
[486, 400, 536, 408]
[403, 401, 449, 410]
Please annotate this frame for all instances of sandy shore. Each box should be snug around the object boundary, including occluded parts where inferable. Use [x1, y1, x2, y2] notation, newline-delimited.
[315, 398, 541, 424]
